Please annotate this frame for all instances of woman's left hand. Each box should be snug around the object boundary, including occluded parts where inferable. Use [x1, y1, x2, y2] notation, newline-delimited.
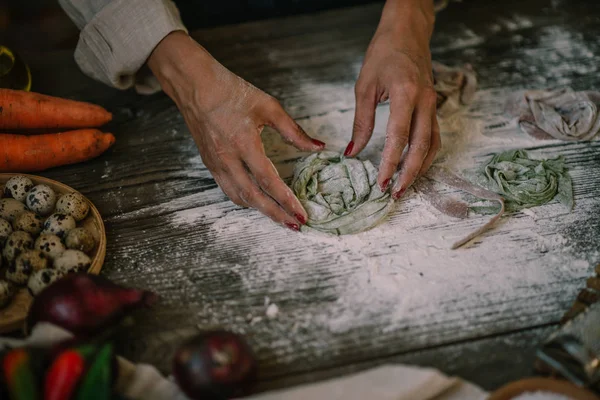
[346, 0, 440, 199]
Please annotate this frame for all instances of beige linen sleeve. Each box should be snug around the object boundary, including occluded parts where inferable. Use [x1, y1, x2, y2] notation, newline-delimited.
[58, 0, 188, 94]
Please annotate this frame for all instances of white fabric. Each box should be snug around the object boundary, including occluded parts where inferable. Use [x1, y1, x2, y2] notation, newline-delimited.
[0, 323, 487, 400]
[246, 365, 487, 400]
[58, 0, 187, 94]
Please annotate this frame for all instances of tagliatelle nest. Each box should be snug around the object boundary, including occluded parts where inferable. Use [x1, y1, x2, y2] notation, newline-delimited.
[291, 152, 393, 235]
[432, 61, 478, 117]
[508, 87, 600, 141]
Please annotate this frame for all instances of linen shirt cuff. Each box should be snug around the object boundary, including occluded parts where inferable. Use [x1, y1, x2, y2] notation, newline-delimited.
[73, 0, 187, 93]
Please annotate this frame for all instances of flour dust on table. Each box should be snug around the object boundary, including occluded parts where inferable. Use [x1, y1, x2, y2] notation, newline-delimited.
[147, 84, 599, 356]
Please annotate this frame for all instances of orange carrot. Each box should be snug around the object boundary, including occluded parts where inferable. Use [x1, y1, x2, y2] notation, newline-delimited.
[0, 89, 112, 130]
[0, 129, 116, 172]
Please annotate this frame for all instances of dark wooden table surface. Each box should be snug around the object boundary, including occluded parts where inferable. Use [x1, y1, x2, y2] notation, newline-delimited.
[12, 0, 600, 394]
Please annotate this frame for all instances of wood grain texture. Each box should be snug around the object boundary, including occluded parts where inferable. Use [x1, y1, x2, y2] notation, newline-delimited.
[11, 0, 600, 393]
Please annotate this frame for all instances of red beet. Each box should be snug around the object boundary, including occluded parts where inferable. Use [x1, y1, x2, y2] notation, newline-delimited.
[26, 273, 158, 337]
[173, 330, 257, 400]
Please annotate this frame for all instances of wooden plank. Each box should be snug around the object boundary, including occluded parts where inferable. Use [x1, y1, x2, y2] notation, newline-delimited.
[251, 325, 558, 392]
[12, 0, 600, 392]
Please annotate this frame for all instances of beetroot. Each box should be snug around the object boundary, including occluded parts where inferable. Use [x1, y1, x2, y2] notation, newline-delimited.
[173, 330, 257, 400]
[26, 273, 158, 337]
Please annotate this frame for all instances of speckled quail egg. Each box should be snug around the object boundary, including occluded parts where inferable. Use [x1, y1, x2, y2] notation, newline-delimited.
[0, 198, 27, 222]
[0, 280, 16, 308]
[55, 192, 90, 222]
[41, 213, 76, 239]
[26, 184, 57, 216]
[3, 175, 34, 203]
[7, 250, 49, 285]
[0, 218, 13, 246]
[2, 231, 33, 265]
[35, 234, 66, 260]
[12, 211, 44, 236]
[65, 228, 96, 254]
[27, 269, 64, 297]
[53, 250, 91, 274]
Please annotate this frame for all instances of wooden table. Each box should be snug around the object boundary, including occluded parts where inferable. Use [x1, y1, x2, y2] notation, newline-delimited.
[17, 0, 600, 393]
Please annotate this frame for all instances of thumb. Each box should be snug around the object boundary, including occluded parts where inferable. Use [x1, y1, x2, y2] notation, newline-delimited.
[265, 97, 325, 151]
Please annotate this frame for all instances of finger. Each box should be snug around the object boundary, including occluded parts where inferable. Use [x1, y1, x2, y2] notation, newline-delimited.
[243, 137, 308, 224]
[417, 112, 441, 178]
[227, 160, 301, 231]
[377, 85, 418, 191]
[214, 173, 249, 207]
[392, 88, 436, 199]
[264, 97, 325, 152]
[346, 82, 378, 157]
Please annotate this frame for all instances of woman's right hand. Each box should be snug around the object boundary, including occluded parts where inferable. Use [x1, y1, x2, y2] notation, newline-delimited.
[148, 31, 325, 231]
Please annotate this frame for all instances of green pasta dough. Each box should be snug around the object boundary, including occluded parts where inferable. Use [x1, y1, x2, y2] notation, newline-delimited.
[482, 149, 574, 211]
[291, 152, 393, 235]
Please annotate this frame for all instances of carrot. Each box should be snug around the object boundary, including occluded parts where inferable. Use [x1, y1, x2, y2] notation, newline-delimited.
[0, 129, 116, 172]
[0, 89, 112, 130]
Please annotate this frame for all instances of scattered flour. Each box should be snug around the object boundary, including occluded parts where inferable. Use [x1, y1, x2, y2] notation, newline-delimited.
[266, 303, 279, 319]
[152, 85, 598, 340]
[107, 17, 600, 361]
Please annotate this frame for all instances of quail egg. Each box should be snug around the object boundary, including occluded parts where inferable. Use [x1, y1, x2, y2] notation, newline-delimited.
[26, 184, 57, 216]
[7, 250, 49, 285]
[41, 213, 76, 239]
[0, 198, 27, 222]
[2, 231, 33, 265]
[0, 280, 16, 308]
[12, 210, 44, 236]
[65, 228, 96, 254]
[35, 234, 66, 260]
[53, 250, 92, 274]
[0, 218, 13, 246]
[27, 269, 64, 297]
[3, 175, 34, 203]
[55, 192, 90, 222]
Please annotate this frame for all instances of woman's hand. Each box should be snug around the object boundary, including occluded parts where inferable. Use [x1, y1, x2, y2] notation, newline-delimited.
[148, 32, 325, 230]
[346, 0, 440, 199]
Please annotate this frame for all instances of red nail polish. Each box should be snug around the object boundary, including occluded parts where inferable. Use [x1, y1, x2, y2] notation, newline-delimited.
[381, 178, 391, 192]
[392, 187, 406, 200]
[285, 222, 300, 231]
[344, 141, 354, 157]
[294, 213, 307, 225]
[311, 139, 326, 147]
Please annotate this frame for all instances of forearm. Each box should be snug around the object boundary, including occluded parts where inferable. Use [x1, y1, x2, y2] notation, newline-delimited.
[379, 0, 436, 40]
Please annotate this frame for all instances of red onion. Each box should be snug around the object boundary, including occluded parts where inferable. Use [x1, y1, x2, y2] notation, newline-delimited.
[26, 273, 158, 337]
[173, 330, 257, 400]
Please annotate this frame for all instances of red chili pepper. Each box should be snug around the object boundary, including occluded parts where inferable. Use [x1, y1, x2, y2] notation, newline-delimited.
[2, 348, 39, 400]
[44, 350, 85, 400]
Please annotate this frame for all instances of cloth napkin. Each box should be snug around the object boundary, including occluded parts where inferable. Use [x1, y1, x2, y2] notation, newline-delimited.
[0, 323, 488, 400]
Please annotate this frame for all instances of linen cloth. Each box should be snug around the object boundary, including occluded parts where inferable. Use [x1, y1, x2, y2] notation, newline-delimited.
[0, 322, 488, 400]
[58, 0, 187, 94]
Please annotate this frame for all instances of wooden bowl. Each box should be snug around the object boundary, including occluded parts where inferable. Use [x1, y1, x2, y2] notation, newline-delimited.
[488, 377, 600, 400]
[0, 173, 106, 333]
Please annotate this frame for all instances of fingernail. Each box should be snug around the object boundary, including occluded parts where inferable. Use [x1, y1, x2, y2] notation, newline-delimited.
[294, 213, 307, 225]
[343, 141, 354, 157]
[380, 178, 391, 192]
[285, 222, 300, 231]
[311, 139, 326, 147]
[392, 187, 406, 200]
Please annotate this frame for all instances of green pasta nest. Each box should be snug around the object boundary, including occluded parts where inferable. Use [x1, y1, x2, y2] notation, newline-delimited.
[291, 152, 393, 235]
[483, 149, 574, 211]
